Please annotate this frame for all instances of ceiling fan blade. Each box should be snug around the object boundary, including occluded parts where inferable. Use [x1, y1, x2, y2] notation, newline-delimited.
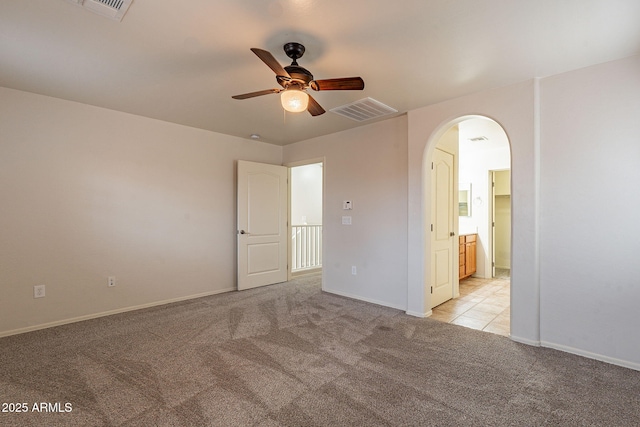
[310, 77, 364, 91]
[250, 48, 291, 77]
[307, 94, 326, 116]
[232, 89, 281, 100]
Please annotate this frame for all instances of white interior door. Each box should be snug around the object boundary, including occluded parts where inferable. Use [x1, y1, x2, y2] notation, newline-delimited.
[237, 160, 288, 290]
[431, 149, 455, 308]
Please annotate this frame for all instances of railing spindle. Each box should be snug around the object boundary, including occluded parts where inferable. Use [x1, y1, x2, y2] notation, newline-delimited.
[291, 225, 322, 272]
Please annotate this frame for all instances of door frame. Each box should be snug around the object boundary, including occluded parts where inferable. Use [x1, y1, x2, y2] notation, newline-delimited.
[490, 170, 497, 278]
[489, 169, 511, 278]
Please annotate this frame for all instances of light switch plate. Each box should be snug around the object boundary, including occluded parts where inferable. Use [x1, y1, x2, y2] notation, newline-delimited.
[342, 216, 352, 225]
[343, 200, 352, 210]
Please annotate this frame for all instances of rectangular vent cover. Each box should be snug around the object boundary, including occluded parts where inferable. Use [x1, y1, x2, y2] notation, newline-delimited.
[330, 97, 398, 122]
[67, 0, 133, 21]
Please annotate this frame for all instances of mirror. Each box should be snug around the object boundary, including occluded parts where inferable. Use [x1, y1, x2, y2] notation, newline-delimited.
[459, 183, 471, 217]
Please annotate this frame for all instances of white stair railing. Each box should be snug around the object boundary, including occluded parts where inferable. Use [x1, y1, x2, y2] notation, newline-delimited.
[291, 225, 322, 272]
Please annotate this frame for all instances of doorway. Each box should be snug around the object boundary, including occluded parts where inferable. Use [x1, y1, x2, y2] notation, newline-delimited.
[428, 116, 511, 335]
[289, 161, 323, 277]
[236, 159, 323, 290]
[456, 117, 511, 280]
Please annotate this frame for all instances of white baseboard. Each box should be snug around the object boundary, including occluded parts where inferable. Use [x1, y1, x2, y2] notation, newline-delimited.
[406, 310, 431, 318]
[511, 334, 640, 371]
[510, 334, 541, 347]
[322, 288, 406, 312]
[541, 340, 640, 372]
[0, 287, 235, 339]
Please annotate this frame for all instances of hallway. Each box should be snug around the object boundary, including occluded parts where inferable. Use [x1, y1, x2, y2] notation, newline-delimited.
[430, 274, 510, 336]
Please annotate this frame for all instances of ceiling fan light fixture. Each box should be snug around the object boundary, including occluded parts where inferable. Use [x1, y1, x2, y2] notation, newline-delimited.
[232, 43, 363, 117]
[281, 88, 309, 113]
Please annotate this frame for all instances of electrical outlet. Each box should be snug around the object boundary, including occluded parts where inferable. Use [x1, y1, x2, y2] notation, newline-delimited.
[351, 266, 357, 275]
[34, 285, 46, 298]
[108, 276, 116, 287]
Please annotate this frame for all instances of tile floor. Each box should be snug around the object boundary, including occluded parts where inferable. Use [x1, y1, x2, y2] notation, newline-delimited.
[430, 273, 510, 336]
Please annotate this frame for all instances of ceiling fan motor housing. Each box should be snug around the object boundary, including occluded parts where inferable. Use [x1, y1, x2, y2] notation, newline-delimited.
[276, 43, 314, 88]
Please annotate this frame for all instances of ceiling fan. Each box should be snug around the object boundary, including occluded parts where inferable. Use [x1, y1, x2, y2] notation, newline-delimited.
[232, 42, 364, 116]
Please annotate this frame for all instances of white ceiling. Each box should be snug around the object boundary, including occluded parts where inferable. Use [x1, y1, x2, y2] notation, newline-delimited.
[459, 117, 509, 151]
[2, 0, 639, 145]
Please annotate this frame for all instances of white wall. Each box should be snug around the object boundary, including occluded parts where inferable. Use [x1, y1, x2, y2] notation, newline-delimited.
[408, 80, 539, 342]
[283, 117, 409, 310]
[539, 55, 640, 367]
[0, 87, 282, 336]
[291, 163, 323, 225]
[408, 54, 640, 369]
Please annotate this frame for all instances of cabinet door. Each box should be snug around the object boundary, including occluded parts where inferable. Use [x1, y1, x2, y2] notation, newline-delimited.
[459, 239, 466, 277]
[466, 242, 476, 275]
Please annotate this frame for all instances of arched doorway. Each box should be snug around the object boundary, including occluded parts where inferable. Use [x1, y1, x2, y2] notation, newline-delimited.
[425, 116, 512, 335]
[406, 82, 541, 346]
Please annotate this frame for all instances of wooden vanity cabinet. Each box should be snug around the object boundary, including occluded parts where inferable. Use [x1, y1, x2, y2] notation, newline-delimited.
[459, 234, 477, 280]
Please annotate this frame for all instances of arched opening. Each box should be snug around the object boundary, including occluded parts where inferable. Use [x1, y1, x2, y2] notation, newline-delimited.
[424, 115, 512, 335]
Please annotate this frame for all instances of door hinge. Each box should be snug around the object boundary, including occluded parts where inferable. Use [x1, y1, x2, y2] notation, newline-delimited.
[431, 162, 434, 170]
[430, 224, 433, 232]
[430, 286, 433, 294]
[492, 222, 495, 227]
[492, 262, 495, 267]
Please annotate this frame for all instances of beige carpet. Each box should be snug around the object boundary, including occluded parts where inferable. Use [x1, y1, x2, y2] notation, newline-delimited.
[1, 273, 639, 426]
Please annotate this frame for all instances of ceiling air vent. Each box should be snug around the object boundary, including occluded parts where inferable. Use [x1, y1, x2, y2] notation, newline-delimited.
[330, 97, 398, 122]
[67, 0, 134, 22]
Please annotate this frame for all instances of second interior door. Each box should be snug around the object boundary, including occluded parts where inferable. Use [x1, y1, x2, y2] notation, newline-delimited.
[431, 148, 455, 308]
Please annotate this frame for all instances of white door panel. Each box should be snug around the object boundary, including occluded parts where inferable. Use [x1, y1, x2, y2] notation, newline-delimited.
[434, 249, 451, 286]
[248, 173, 280, 234]
[247, 243, 280, 274]
[237, 160, 287, 290]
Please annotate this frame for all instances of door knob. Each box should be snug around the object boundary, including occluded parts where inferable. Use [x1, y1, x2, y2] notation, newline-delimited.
[450, 232, 455, 237]
[239, 230, 250, 235]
